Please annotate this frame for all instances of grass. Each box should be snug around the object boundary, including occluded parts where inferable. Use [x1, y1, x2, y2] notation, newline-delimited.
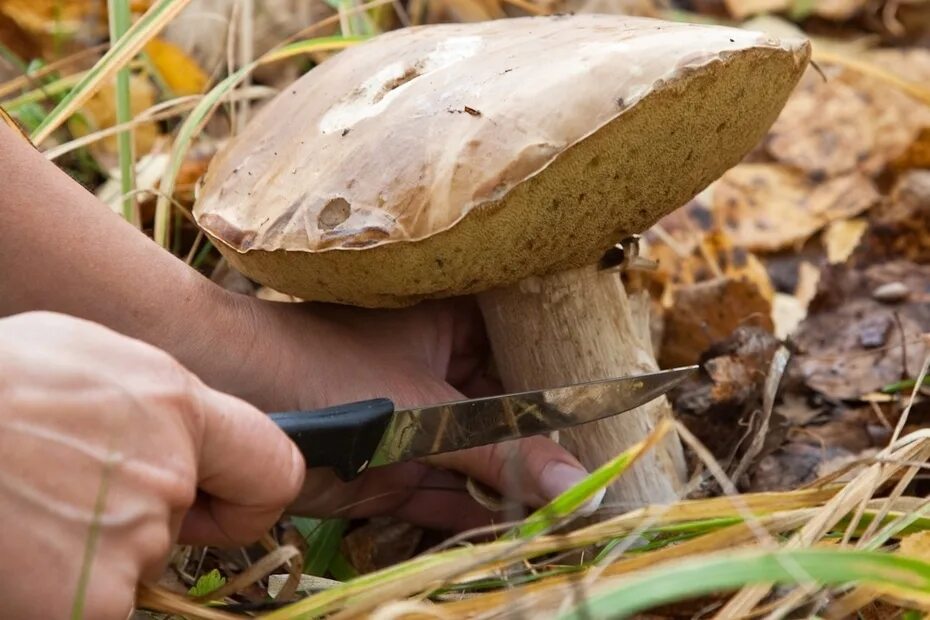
[108, 0, 137, 225]
[3, 1, 930, 618]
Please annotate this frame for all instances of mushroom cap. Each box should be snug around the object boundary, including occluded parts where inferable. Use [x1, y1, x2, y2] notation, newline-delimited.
[194, 14, 810, 307]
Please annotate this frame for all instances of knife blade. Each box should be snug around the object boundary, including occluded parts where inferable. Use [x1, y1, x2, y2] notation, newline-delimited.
[270, 365, 697, 481]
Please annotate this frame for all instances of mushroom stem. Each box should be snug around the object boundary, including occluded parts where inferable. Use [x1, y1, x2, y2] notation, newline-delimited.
[477, 264, 686, 511]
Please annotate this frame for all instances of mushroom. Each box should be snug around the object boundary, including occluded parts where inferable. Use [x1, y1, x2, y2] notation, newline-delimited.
[193, 14, 810, 510]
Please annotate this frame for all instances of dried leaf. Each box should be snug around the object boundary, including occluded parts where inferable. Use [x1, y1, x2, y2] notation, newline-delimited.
[772, 293, 806, 340]
[671, 327, 786, 481]
[723, 0, 788, 20]
[144, 37, 208, 95]
[660, 277, 774, 368]
[900, 531, 930, 561]
[793, 261, 930, 400]
[161, 0, 336, 77]
[808, 0, 868, 20]
[342, 518, 423, 575]
[891, 127, 930, 174]
[0, 0, 100, 36]
[824, 218, 869, 265]
[0, 7, 41, 63]
[854, 171, 930, 267]
[766, 60, 930, 179]
[795, 261, 821, 307]
[68, 73, 159, 165]
[712, 164, 879, 252]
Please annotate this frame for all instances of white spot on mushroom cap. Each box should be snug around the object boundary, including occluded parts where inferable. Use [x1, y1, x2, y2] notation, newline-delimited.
[319, 35, 485, 135]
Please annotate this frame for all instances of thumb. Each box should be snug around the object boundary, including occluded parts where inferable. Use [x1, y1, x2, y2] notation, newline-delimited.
[180, 387, 306, 546]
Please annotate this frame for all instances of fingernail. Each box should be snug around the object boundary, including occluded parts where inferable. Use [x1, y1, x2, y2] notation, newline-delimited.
[540, 462, 605, 516]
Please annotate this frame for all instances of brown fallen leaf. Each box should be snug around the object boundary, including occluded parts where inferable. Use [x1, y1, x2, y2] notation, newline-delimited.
[853, 170, 930, 267]
[711, 163, 879, 252]
[787, 407, 880, 454]
[557, 0, 663, 17]
[750, 442, 851, 491]
[792, 261, 930, 401]
[0, 7, 40, 67]
[891, 127, 930, 173]
[766, 59, 930, 179]
[341, 518, 423, 575]
[722, 0, 788, 21]
[660, 276, 774, 368]
[673, 326, 786, 479]
[808, 0, 869, 20]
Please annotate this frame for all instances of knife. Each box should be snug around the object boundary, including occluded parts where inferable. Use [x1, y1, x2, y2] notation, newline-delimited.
[270, 365, 697, 481]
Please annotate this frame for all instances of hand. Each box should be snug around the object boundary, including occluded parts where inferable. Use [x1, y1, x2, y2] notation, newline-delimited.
[0, 312, 305, 620]
[0, 120, 596, 534]
[206, 294, 599, 531]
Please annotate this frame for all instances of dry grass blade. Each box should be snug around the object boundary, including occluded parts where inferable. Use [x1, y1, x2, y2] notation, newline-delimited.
[194, 544, 301, 603]
[0, 44, 108, 100]
[136, 583, 243, 619]
[263, 444, 845, 619]
[30, 0, 195, 145]
[730, 346, 790, 483]
[0, 104, 33, 147]
[426, 511, 818, 618]
[716, 431, 930, 617]
[42, 85, 276, 160]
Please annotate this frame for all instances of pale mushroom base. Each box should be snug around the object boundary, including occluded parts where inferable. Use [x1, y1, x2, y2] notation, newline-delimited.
[210, 47, 806, 308]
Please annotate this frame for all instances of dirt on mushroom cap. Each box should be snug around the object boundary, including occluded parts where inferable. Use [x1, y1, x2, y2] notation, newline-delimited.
[194, 14, 810, 307]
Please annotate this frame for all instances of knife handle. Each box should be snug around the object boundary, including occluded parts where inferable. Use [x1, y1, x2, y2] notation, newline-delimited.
[269, 398, 395, 482]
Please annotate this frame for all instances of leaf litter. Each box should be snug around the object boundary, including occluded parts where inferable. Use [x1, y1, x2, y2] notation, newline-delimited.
[3, 0, 930, 618]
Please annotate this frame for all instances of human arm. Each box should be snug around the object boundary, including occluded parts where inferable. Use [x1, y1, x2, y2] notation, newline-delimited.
[0, 122, 598, 528]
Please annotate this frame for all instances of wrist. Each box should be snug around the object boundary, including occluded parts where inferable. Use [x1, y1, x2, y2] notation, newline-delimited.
[163, 269, 262, 400]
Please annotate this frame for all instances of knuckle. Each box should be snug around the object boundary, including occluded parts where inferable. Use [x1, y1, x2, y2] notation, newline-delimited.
[135, 523, 174, 569]
[164, 472, 198, 511]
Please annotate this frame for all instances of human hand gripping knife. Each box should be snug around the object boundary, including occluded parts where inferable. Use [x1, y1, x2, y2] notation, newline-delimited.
[270, 366, 697, 481]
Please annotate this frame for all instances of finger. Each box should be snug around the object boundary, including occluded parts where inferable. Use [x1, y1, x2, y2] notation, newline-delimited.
[177, 494, 287, 546]
[425, 436, 604, 514]
[444, 297, 501, 397]
[283, 462, 499, 532]
[387, 468, 502, 533]
[193, 387, 306, 545]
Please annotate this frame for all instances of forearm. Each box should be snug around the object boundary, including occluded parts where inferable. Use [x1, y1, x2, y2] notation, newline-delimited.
[0, 122, 250, 393]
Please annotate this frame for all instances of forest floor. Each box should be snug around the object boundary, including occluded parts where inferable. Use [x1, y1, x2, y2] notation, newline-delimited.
[3, 0, 930, 618]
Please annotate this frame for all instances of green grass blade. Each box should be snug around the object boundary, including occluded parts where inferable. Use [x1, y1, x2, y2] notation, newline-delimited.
[108, 0, 138, 225]
[554, 549, 930, 620]
[292, 517, 349, 577]
[328, 551, 359, 581]
[30, 0, 195, 145]
[153, 35, 366, 248]
[503, 420, 672, 540]
[70, 454, 118, 619]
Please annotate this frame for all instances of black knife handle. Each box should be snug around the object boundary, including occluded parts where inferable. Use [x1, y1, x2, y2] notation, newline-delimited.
[269, 398, 395, 482]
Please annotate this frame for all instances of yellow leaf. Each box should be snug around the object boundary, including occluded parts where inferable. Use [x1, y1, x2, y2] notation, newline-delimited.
[0, 0, 97, 35]
[901, 531, 930, 562]
[69, 73, 158, 163]
[144, 37, 207, 96]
